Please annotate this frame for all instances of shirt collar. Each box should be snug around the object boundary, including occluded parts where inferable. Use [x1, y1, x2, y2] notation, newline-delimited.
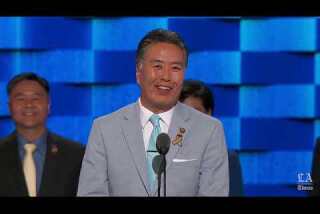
[17, 129, 48, 153]
[138, 98, 175, 128]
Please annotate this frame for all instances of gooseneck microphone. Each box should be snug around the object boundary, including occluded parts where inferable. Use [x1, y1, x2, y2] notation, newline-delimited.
[154, 133, 170, 197]
[152, 155, 165, 175]
[152, 154, 164, 197]
[156, 133, 170, 155]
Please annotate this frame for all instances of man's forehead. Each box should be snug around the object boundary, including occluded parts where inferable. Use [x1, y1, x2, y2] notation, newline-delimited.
[12, 91, 45, 95]
[10, 92, 47, 100]
[11, 80, 46, 91]
[143, 44, 187, 66]
[10, 83, 48, 97]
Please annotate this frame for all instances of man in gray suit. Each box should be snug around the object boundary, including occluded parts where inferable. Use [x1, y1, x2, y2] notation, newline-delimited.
[77, 29, 229, 196]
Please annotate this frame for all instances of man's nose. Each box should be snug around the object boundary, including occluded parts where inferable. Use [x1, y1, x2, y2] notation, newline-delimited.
[24, 99, 34, 107]
[161, 66, 170, 81]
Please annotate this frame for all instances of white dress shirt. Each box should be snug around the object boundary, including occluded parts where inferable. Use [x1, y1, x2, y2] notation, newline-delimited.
[138, 98, 175, 152]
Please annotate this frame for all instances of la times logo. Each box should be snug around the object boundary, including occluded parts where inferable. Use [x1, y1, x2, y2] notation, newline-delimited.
[297, 172, 313, 191]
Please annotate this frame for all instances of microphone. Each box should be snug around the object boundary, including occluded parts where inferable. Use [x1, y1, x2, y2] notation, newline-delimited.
[152, 155, 165, 175]
[156, 133, 170, 155]
[155, 133, 170, 197]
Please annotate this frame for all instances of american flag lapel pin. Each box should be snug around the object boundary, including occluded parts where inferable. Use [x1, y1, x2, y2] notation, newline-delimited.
[51, 144, 58, 154]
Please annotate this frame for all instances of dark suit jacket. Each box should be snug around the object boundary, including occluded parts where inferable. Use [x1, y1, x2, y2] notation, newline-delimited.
[228, 150, 244, 196]
[311, 138, 320, 196]
[0, 131, 85, 197]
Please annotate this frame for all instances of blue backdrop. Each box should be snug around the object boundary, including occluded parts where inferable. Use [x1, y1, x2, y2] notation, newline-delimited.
[0, 16, 317, 196]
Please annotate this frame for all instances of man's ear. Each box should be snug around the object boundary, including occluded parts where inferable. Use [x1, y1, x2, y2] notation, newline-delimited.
[7, 100, 11, 113]
[48, 98, 51, 114]
[136, 63, 142, 85]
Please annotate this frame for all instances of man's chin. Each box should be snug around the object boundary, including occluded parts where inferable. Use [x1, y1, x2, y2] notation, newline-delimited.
[155, 101, 177, 110]
[18, 123, 42, 130]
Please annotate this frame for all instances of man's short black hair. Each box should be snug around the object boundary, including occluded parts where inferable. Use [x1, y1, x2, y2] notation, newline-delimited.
[7, 72, 50, 95]
[179, 79, 215, 115]
[136, 28, 189, 67]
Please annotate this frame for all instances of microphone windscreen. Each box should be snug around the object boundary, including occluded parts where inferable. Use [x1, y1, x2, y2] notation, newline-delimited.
[156, 133, 170, 155]
[152, 155, 165, 175]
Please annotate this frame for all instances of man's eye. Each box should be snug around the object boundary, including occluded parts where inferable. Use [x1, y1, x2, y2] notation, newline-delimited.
[15, 97, 25, 101]
[172, 66, 182, 71]
[153, 64, 162, 69]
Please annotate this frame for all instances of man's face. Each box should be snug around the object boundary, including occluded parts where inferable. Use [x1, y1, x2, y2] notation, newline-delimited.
[8, 80, 50, 131]
[136, 42, 186, 113]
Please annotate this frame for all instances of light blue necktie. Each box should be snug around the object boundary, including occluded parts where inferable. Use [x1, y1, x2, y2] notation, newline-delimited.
[147, 114, 161, 192]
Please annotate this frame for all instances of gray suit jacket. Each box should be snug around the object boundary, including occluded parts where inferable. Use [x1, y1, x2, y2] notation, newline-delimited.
[77, 101, 229, 196]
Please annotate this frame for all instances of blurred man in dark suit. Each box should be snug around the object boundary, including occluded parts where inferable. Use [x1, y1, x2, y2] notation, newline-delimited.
[0, 72, 85, 197]
[180, 79, 244, 196]
[311, 137, 320, 196]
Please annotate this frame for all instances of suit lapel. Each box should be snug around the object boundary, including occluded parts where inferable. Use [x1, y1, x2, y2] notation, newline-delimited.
[39, 133, 60, 196]
[166, 102, 191, 170]
[5, 133, 29, 196]
[120, 102, 149, 195]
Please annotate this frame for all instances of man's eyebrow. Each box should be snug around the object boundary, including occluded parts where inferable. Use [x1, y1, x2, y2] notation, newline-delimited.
[149, 59, 184, 66]
[149, 59, 164, 63]
[12, 93, 24, 97]
[33, 92, 45, 96]
[170, 62, 184, 66]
